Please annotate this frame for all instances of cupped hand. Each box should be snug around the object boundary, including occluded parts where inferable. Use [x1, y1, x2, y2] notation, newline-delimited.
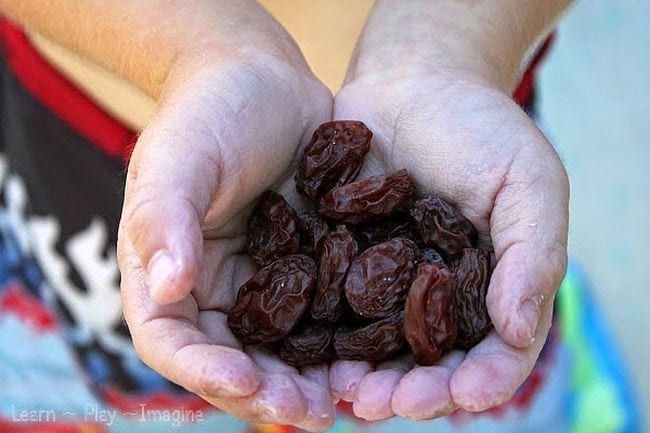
[330, 72, 569, 420]
[117, 51, 336, 431]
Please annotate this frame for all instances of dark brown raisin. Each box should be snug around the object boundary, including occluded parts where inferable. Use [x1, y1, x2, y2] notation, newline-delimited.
[319, 170, 415, 224]
[404, 263, 457, 365]
[411, 195, 477, 258]
[311, 226, 358, 323]
[228, 255, 316, 344]
[279, 323, 335, 367]
[334, 311, 405, 362]
[345, 238, 419, 318]
[452, 248, 493, 349]
[246, 191, 300, 266]
[295, 121, 372, 202]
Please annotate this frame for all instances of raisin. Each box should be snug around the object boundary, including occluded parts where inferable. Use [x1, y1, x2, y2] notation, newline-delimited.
[353, 211, 419, 250]
[411, 195, 477, 258]
[295, 121, 372, 202]
[452, 248, 493, 349]
[311, 226, 359, 323]
[228, 255, 316, 344]
[404, 263, 457, 365]
[297, 211, 330, 257]
[246, 191, 300, 266]
[334, 311, 405, 363]
[319, 170, 415, 224]
[345, 238, 419, 318]
[279, 323, 335, 367]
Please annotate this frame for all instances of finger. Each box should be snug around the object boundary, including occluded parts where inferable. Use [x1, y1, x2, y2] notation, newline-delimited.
[120, 239, 259, 398]
[391, 351, 463, 420]
[487, 141, 569, 348]
[352, 354, 412, 421]
[302, 364, 335, 402]
[293, 375, 336, 432]
[214, 373, 308, 425]
[243, 350, 334, 430]
[246, 346, 299, 375]
[450, 300, 553, 411]
[353, 371, 402, 420]
[133, 316, 260, 398]
[329, 360, 373, 402]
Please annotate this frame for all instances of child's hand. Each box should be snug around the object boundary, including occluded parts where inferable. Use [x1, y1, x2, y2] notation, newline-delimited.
[331, 66, 568, 423]
[117, 49, 336, 432]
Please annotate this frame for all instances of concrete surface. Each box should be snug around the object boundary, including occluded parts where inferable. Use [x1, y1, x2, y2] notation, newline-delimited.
[539, 0, 650, 428]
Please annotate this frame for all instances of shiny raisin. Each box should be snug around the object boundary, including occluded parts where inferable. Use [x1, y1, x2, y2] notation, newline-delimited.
[411, 195, 477, 258]
[404, 263, 457, 365]
[319, 170, 415, 224]
[345, 238, 419, 318]
[334, 311, 405, 362]
[295, 121, 372, 202]
[228, 255, 316, 344]
[311, 226, 359, 323]
[246, 191, 300, 266]
[452, 248, 493, 349]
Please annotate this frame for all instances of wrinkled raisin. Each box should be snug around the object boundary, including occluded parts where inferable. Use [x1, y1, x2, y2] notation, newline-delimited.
[345, 238, 419, 318]
[411, 195, 477, 258]
[452, 248, 493, 349]
[280, 323, 335, 367]
[334, 311, 405, 362]
[311, 226, 358, 323]
[246, 191, 300, 266]
[404, 263, 456, 365]
[319, 170, 415, 224]
[228, 255, 316, 344]
[296, 121, 372, 202]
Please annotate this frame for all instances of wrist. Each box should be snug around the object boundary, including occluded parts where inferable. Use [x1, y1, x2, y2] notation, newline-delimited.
[346, 0, 567, 94]
[159, 16, 315, 104]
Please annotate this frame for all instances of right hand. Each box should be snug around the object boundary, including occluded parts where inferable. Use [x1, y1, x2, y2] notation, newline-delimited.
[117, 19, 336, 433]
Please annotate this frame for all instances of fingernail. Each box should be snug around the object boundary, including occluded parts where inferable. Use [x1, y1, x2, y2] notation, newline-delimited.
[147, 250, 178, 302]
[518, 297, 542, 344]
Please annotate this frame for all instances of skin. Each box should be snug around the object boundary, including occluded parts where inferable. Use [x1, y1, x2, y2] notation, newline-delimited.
[0, 0, 572, 430]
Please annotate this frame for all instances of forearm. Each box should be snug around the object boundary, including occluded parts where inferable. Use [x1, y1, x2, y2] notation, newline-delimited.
[0, 0, 304, 99]
[347, 0, 574, 92]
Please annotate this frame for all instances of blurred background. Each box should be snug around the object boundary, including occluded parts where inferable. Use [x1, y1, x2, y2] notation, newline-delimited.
[539, 0, 649, 427]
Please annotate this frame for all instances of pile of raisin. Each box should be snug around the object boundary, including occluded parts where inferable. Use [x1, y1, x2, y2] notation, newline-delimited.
[227, 121, 494, 367]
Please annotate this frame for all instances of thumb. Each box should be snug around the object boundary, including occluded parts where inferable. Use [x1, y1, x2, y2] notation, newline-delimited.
[486, 138, 569, 348]
[121, 102, 219, 305]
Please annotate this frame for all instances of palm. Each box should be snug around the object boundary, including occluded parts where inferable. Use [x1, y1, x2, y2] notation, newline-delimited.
[330, 75, 569, 419]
